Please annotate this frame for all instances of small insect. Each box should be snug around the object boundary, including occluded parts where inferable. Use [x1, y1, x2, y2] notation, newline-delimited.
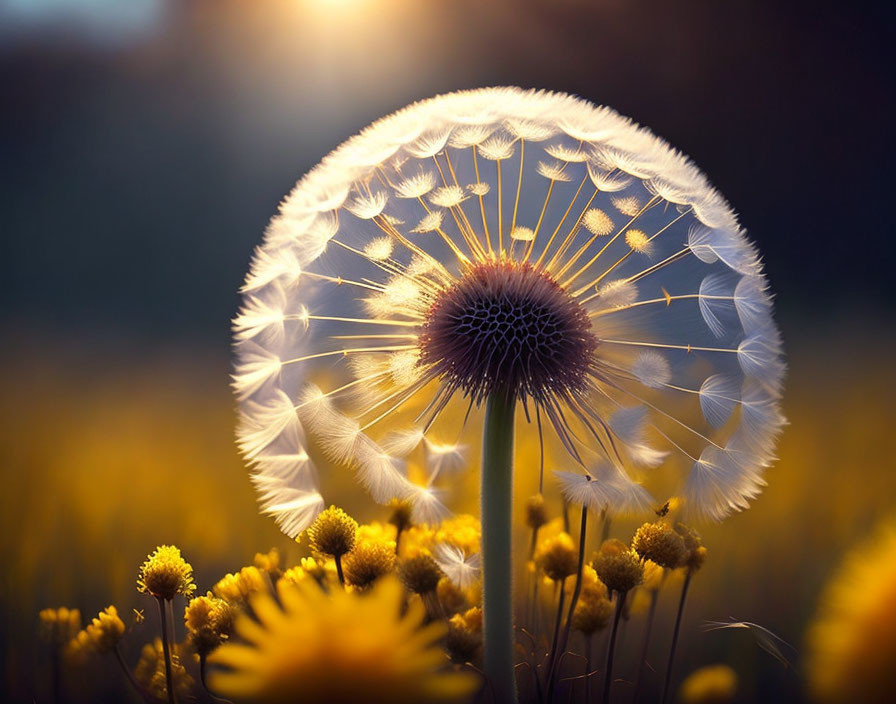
[132, 608, 145, 625]
[655, 501, 671, 517]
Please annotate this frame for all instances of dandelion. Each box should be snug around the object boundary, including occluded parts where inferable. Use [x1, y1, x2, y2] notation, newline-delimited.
[806, 517, 896, 704]
[208, 576, 477, 703]
[232, 87, 785, 700]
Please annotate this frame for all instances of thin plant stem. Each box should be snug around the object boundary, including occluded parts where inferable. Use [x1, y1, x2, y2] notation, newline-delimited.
[114, 645, 156, 704]
[156, 597, 176, 704]
[51, 647, 61, 704]
[547, 506, 588, 701]
[602, 591, 627, 704]
[334, 554, 345, 587]
[661, 570, 692, 704]
[545, 578, 567, 698]
[633, 586, 661, 702]
[482, 390, 518, 704]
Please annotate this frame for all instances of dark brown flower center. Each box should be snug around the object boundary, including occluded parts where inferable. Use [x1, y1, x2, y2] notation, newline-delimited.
[419, 261, 598, 404]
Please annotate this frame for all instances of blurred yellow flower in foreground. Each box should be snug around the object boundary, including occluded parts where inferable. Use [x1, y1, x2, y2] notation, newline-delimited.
[678, 664, 737, 704]
[806, 515, 896, 704]
[38, 607, 81, 646]
[209, 576, 477, 704]
[69, 605, 125, 655]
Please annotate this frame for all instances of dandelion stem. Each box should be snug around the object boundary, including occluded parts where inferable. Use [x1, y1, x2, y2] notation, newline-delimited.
[633, 586, 661, 703]
[481, 390, 517, 703]
[335, 555, 346, 587]
[547, 506, 588, 702]
[156, 597, 177, 704]
[602, 591, 627, 704]
[661, 570, 692, 704]
[545, 577, 567, 699]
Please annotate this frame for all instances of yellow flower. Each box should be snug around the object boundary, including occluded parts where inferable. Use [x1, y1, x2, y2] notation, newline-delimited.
[806, 516, 896, 704]
[401, 523, 438, 558]
[535, 532, 578, 582]
[632, 521, 686, 569]
[253, 548, 282, 578]
[209, 576, 478, 703]
[213, 566, 269, 610]
[185, 593, 236, 656]
[307, 506, 358, 558]
[84, 605, 125, 653]
[435, 514, 482, 556]
[137, 545, 196, 601]
[135, 637, 194, 701]
[343, 540, 396, 590]
[592, 539, 643, 595]
[39, 607, 81, 646]
[358, 521, 398, 552]
[678, 664, 737, 704]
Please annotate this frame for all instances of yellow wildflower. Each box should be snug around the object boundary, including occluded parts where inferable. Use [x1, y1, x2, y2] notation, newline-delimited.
[343, 541, 395, 590]
[535, 532, 578, 582]
[39, 607, 81, 646]
[593, 539, 643, 595]
[632, 521, 686, 569]
[209, 577, 478, 703]
[806, 517, 896, 704]
[358, 521, 398, 551]
[138, 545, 196, 601]
[678, 664, 737, 704]
[436, 514, 482, 555]
[307, 506, 358, 558]
[253, 548, 282, 578]
[214, 566, 268, 610]
[185, 593, 236, 656]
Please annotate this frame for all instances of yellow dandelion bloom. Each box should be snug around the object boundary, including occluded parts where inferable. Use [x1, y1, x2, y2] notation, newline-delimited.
[209, 576, 478, 703]
[213, 566, 269, 610]
[678, 664, 737, 704]
[806, 517, 896, 704]
[138, 545, 196, 601]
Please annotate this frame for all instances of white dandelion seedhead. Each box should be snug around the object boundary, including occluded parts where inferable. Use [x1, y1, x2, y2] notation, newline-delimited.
[233, 87, 785, 536]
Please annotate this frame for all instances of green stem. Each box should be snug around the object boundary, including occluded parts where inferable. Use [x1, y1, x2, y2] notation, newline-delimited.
[482, 390, 517, 704]
[661, 570, 692, 704]
[156, 597, 176, 704]
[335, 554, 345, 587]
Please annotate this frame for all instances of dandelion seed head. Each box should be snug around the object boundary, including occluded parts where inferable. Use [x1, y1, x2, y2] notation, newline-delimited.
[419, 261, 598, 404]
[233, 87, 785, 535]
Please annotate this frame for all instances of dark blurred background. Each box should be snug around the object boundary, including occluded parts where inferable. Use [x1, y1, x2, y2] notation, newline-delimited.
[1, 1, 894, 702]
